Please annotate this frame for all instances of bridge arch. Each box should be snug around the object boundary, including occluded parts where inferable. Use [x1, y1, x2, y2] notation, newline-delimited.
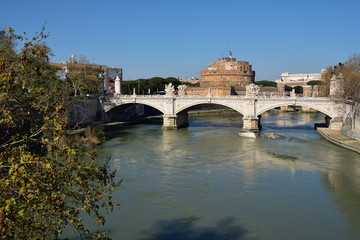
[104, 101, 165, 115]
[175, 101, 246, 116]
[256, 102, 334, 118]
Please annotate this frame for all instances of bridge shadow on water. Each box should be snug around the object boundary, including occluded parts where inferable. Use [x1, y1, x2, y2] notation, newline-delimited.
[189, 121, 243, 128]
[138, 217, 252, 240]
[262, 123, 316, 131]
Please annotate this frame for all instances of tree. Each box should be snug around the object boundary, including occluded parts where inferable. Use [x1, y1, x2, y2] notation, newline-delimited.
[255, 80, 277, 87]
[183, 81, 200, 87]
[319, 66, 333, 96]
[284, 85, 293, 92]
[293, 86, 303, 94]
[0, 30, 16, 60]
[0, 27, 120, 239]
[342, 54, 360, 101]
[307, 80, 324, 86]
[66, 55, 100, 97]
[323, 54, 360, 101]
[122, 77, 182, 95]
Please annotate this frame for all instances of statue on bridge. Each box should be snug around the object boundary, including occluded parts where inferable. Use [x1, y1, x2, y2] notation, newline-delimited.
[331, 62, 343, 75]
[165, 83, 175, 96]
[246, 83, 260, 97]
[290, 89, 296, 98]
[177, 84, 187, 96]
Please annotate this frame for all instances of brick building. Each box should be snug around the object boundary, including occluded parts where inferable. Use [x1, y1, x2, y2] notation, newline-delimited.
[186, 55, 255, 96]
[200, 56, 255, 89]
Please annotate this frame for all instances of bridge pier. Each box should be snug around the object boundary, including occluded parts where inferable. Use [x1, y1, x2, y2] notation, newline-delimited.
[242, 116, 261, 132]
[162, 112, 189, 130]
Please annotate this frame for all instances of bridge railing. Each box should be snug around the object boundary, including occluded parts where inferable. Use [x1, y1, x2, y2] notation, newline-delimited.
[103, 93, 331, 101]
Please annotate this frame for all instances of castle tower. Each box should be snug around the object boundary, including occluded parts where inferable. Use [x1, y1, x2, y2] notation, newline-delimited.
[199, 56, 255, 90]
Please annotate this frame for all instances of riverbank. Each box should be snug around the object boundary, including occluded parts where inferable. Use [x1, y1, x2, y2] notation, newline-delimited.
[317, 127, 360, 154]
[70, 117, 158, 134]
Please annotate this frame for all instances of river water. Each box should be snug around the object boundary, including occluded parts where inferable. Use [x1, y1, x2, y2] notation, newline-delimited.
[92, 111, 360, 240]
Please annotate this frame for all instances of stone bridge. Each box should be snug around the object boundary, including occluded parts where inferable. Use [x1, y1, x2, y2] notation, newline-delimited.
[101, 77, 346, 132]
[100, 93, 344, 132]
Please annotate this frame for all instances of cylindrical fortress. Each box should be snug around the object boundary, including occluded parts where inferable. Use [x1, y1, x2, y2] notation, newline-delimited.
[200, 56, 255, 90]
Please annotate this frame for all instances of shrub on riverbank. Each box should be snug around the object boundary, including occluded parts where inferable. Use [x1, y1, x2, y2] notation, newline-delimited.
[81, 125, 105, 148]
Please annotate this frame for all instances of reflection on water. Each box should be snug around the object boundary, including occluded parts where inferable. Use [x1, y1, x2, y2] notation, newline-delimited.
[322, 160, 360, 237]
[88, 111, 360, 240]
[139, 217, 247, 240]
[262, 111, 318, 129]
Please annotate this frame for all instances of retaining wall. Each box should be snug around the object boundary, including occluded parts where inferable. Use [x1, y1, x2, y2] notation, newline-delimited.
[341, 102, 360, 140]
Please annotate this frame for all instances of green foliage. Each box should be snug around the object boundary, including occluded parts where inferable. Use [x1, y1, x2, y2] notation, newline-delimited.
[0, 30, 16, 60]
[255, 80, 277, 87]
[284, 85, 293, 92]
[66, 55, 100, 97]
[307, 80, 323, 86]
[0, 27, 60, 146]
[293, 86, 303, 94]
[283, 85, 303, 94]
[0, 27, 120, 239]
[183, 82, 200, 87]
[122, 77, 182, 94]
[81, 125, 105, 149]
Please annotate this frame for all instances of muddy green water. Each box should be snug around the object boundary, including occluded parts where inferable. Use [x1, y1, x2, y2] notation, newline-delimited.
[90, 111, 360, 240]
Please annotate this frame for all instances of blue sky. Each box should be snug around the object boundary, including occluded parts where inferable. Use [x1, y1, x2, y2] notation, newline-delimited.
[2, 0, 360, 81]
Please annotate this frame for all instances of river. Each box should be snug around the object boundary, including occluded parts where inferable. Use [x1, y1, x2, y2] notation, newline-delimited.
[91, 110, 360, 240]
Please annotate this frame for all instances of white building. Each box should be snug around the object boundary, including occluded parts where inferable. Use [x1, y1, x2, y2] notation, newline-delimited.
[275, 70, 325, 87]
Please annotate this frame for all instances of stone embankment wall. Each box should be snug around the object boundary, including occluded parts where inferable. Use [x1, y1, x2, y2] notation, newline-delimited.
[341, 102, 360, 140]
[68, 97, 102, 126]
[67, 98, 159, 126]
